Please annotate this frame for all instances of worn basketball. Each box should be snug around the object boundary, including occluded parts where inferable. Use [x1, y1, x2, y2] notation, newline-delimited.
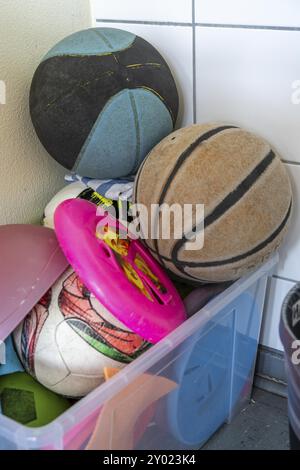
[134, 123, 292, 283]
[30, 27, 178, 179]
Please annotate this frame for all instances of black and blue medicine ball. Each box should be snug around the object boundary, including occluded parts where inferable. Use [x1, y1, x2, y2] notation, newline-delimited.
[29, 28, 179, 178]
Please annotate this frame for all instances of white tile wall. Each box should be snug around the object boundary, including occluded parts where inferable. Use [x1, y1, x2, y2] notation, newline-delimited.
[92, 0, 192, 24]
[195, 25, 300, 349]
[95, 22, 194, 128]
[93, 2, 300, 352]
[277, 164, 300, 282]
[196, 0, 300, 28]
[261, 277, 295, 351]
[195, 27, 300, 165]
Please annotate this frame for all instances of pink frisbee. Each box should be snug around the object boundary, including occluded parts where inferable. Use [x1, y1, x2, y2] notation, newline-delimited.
[54, 199, 186, 344]
[0, 225, 68, 341]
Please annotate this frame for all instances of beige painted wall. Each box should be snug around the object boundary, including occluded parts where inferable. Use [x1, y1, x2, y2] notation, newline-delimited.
[0, 0, 92, 225]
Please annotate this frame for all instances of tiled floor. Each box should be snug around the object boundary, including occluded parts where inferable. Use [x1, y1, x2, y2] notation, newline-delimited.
[203, 388, 290, 450]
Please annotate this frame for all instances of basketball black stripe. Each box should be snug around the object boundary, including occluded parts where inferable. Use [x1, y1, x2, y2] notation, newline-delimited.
[172, 149, 276, 262]
[146, 245, 209, 282]
[146, 198, 291, 269]
[157, 125, 239, 210]
[152, 125, 239, 266]
[181, 199, 292, 268]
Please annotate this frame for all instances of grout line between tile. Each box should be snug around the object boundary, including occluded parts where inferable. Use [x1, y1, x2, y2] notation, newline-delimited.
[192, 0, 196, 124]
[272, 274, 299, 284]
[196, 22, 300, 32]
[96, 18, 193, 27]
[95, 19, 300, 32]
[282, 159, 300, 166]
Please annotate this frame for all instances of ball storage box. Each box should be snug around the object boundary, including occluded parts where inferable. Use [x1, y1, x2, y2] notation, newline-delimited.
[0, 256, 277, 450]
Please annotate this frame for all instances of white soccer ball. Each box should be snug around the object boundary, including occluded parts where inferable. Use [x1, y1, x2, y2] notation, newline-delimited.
[13, 267, 150, 398]
[43, 182, 89, 229]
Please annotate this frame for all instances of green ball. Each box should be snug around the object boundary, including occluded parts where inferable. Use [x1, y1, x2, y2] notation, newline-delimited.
[0, 372, 71, 427]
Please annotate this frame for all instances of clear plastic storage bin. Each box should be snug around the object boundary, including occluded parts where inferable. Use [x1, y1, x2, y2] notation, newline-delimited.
[0, 255, 277, 450]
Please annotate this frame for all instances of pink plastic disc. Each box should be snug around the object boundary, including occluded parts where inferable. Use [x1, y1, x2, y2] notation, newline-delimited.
[54, 199, 186, 344]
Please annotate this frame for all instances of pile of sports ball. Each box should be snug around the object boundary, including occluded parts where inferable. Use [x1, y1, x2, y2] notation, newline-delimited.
[0, 28, 292, 427]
